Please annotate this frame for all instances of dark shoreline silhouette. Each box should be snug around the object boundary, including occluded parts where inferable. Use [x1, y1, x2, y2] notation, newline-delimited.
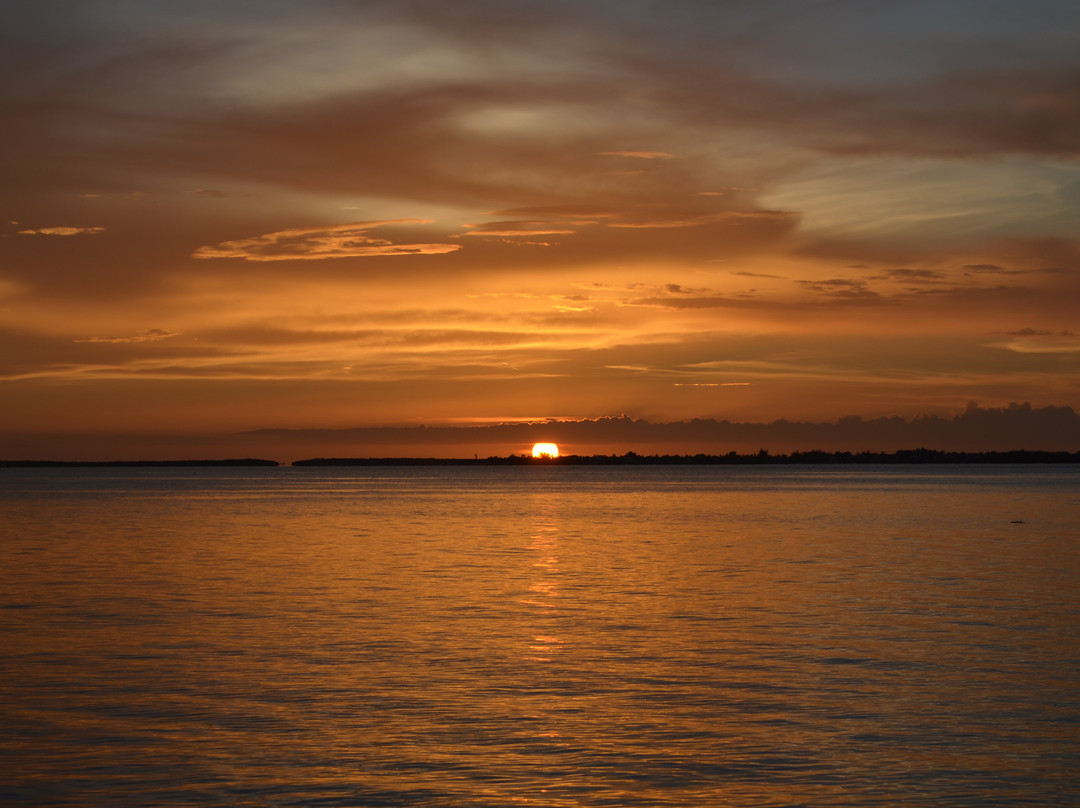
[292, 449, 1080, 466]
[5, 450, 1079, 468]
[0, 459, 280, 468]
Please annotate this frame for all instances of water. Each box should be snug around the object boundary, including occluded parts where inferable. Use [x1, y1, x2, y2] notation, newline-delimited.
[1, 465, 1077, 807]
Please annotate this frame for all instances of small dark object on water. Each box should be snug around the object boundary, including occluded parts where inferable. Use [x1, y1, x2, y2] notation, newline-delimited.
[1010, 519, 1025, 524]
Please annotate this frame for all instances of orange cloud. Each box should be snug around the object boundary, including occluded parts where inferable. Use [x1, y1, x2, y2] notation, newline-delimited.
[73, 329, 181, 344]
[988, 330, 1080, 354]
[461, 221, 577, 237]
[193, 220, 461, 261]
[18, 226, 105, 236]
[599, 151, 674, 159]
[609, 210, 796, 229]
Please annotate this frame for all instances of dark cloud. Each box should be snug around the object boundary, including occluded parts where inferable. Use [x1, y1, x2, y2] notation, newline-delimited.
[732, 271, 785, 279]
[1006, 328, 1056, 337]
[797, 278, 883, 301]
[878, 268, 948, 282]
[963, 264, 1026, 276]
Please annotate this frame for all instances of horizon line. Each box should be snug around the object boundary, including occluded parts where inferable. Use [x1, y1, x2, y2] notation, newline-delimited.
[4, 448, 1080, 468]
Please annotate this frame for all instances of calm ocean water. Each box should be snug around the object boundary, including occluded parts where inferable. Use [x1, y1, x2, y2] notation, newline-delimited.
[1, 465, 1077, 807]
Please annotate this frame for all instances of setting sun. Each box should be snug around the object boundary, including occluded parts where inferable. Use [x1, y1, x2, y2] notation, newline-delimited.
[531, 442, 560, 459]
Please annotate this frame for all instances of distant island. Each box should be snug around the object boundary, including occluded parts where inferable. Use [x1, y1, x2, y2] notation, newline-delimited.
[6, 450, 1079, 468]
[0, 459, 280, 468]
[293, 449, 1080, 466]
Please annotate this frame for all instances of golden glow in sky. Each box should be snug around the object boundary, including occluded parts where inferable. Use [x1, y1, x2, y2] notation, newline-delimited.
[531, 443, 560, 459]
[1, 1, 1078, 459]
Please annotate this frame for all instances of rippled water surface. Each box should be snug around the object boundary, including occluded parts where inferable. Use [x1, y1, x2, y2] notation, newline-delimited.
[2, 465, 1078, 806]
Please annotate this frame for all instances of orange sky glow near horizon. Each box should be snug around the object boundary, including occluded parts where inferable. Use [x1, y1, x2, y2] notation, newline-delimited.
[2, 1, 1079, 460]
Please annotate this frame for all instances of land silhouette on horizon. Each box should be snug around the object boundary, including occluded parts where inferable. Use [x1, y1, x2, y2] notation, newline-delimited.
[0, 459, 281, 468]
[2, 403, 1077, 464]
[290, 449, 1080, 466]
[6, 448, 1079, 468]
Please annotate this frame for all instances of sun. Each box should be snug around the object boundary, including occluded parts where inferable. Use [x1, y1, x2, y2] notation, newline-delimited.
[531, 442, 560, 459]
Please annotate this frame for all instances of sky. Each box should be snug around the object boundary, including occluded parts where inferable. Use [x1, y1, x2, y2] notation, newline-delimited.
[2, 0, 1079, 459]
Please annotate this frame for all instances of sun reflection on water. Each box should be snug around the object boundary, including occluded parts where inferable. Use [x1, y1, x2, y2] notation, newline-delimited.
[522, 495, 563, 662]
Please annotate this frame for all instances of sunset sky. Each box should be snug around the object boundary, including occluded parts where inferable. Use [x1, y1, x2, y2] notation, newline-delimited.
[3, 1, 1079, 458]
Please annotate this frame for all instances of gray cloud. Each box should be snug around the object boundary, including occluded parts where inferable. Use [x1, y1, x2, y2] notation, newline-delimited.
[797, 278, 883, 301]
[878, 268, 948, 282]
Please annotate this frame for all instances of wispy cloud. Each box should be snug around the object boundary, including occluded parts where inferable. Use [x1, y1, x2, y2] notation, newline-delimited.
[989, 329, 1080, 354]
[797, 278, 883, 301]
[468, 205, 797, 237]
[461, 221, 577, 237]
[19, 226, 105, 236]
[599, 151, 674, 159]
[624, 294, 765, 310]
[74, 329, 181, 344]
[673, 382, 751, 387]
[193, 220, 461, 261]
[877, 268, 949, 282]
[609, 210, 795, 229]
